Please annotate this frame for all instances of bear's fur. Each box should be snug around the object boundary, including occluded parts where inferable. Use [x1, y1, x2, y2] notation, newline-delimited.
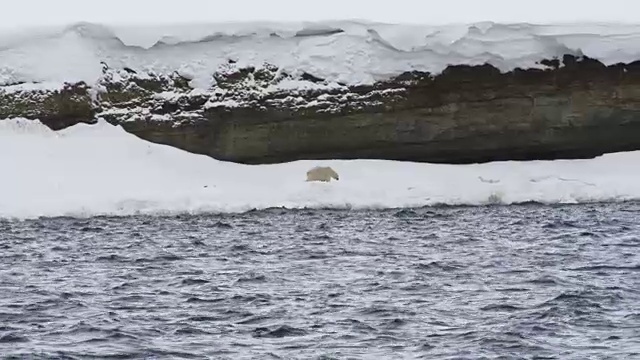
[306, 166, 339, 182]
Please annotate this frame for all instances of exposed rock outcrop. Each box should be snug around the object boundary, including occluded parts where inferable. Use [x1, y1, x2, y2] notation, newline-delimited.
[0, 82, 94, 130]
[3, 55, 640, 165]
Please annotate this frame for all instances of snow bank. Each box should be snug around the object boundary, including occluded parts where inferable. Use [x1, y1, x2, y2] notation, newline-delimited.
[3, 21, 640, 88]
[1, 118, 638, 219]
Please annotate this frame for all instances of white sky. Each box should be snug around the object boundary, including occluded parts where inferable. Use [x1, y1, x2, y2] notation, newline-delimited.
[2, 0, 640, 29]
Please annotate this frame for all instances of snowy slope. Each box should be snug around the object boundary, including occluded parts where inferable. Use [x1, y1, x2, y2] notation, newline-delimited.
[1, 118, 638, 219]
[3, 21, 640, 89]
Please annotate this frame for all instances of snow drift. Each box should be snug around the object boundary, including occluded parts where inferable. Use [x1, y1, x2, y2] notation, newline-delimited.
[3, 21, 640, 88]
[1, 118, 638, 219]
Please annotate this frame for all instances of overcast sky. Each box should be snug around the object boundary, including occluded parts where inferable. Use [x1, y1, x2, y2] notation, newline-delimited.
[2, 1, 639, 29]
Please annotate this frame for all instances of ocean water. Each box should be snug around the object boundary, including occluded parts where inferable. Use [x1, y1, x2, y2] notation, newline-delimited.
[1, 203, 639, 359]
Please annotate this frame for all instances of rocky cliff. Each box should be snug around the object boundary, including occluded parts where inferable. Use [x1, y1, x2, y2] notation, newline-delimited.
[3, 54, 640, 164]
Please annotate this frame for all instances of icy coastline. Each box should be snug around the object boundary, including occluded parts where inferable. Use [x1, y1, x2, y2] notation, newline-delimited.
[3, 21, 640, 218]
[1, 118, 638, 219]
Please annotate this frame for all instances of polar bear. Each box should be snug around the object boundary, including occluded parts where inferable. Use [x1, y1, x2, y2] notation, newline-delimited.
[306, 166, 340, 182]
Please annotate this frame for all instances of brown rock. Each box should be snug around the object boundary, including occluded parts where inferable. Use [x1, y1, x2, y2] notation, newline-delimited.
[4, 55, 640, 165]
[0, 82, 94, 130]
[127, 55, 640, 164]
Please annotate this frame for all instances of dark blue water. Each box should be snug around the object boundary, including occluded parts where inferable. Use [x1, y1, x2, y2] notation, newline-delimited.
[1, 203, 639, 359]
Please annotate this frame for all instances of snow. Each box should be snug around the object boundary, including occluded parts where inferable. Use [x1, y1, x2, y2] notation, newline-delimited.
[1, 118, 638, 220]
[3, 20, 640, 88]
[0, 81, 66, 94]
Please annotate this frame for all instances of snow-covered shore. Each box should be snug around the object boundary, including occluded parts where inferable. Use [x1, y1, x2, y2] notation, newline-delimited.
[1, 118, 638, 219]
[3, 20, 640, 219]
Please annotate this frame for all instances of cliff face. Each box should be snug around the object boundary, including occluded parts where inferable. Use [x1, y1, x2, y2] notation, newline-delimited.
[0, 82, 94, 131]
[3, 55, 640, 164]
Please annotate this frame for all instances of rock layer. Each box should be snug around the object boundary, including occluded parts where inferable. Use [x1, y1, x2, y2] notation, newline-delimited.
[3, 55, 640, 164]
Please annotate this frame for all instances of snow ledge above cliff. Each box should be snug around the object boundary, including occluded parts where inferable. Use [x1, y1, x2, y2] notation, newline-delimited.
[3, 21, 640, 89]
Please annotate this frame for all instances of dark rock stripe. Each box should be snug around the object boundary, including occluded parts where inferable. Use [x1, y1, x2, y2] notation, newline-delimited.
[2, 54, 640, 164]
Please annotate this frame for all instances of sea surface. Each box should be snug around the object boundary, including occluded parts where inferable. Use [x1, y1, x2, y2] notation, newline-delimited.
[1, 203, 639, 359]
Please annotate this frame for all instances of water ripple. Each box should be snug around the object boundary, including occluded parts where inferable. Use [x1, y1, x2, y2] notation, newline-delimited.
[0, 203, 639, 358]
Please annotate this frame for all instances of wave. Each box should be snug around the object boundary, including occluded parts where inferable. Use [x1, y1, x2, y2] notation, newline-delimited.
[2, 20, 640, 87]
[1, 118, 639, 220]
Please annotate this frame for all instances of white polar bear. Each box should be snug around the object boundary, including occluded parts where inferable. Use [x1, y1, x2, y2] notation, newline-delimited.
[306, 166, 340, 182]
